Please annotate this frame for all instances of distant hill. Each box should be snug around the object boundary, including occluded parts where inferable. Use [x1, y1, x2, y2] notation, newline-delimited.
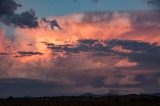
[0, 94, 159, 106]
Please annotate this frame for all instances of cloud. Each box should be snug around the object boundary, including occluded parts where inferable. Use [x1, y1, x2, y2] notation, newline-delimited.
[148, 0, 160, 8]
[41, 18, 61, 30]
[108, 39, 160, 69]
[46, 39, 111, 54]
[46, 38, 160, 70]
[0, 78, 145, 97]
[0, 0, 21, 16]
[15, 51, 43, 57]
[0, 52, 9, 55]
[135, 71, 160, 85]
[0, 10, 160, 96]
[0, 0, 38, 28]
[78, 39, 99, 45]
[0, 29, 12, 52]
[0, 78, 68, 97]
[1, 10, 38, 28]
[82, 11, 160, 27]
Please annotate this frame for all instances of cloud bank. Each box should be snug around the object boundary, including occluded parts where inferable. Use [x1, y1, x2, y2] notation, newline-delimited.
[0, 10, 160, 97]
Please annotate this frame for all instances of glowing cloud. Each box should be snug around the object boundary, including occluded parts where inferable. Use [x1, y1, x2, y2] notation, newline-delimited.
[0, 11, 160, 96]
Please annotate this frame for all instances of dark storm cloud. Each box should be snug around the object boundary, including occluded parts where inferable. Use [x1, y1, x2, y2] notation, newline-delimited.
[0, 78, 67, 97]
[107, 39, 160, 68]
[89, 70, 159, 92]
[135, 72, 160, 85]
[107, 39, 158, 52]
[148, 0, 160, 8]
[0, 0, 21, 16]
[16, 51, 43, 57]
[62, 68, 159, 93]
[90, 76, 106, 88]
[1, 10, 38, 28]
[46, 39, 160, 69]
[46, 39, 110, 53]
[0, 0, 38, 28]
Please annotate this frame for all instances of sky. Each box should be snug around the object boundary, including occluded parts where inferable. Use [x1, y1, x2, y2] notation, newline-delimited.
[0, 0, 160, 97]
[15, 0, 151, 17]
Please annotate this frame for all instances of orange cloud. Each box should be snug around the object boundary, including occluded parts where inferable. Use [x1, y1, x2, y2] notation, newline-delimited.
[0, 12, 160, 95]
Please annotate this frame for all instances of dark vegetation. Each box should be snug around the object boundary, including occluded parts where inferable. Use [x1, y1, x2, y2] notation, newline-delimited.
[0, 94, 160, 106]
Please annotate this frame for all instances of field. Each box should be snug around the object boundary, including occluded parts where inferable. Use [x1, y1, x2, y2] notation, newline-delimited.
[0, 95, 160, 106]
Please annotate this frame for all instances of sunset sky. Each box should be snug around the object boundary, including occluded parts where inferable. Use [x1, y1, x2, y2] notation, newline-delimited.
[0, 0, 160, 97]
